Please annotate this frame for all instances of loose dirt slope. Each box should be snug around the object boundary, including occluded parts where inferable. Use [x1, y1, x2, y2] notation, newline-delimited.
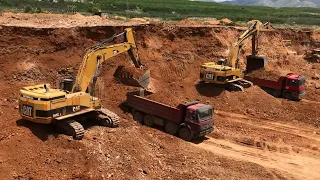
[0, 15, 319, 179]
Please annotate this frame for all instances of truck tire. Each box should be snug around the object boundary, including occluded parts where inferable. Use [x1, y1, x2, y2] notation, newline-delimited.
[143, 114, 154, 127]
[284, 92, 292, 100]
[133, 111, 143, 124]
[165, 122, 178, 135]
[179, 127, 192, 141]
[271, 90, 280, 98]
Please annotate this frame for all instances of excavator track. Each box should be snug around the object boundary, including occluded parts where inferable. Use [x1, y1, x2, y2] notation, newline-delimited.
[96, 108, 120, 128]
[56, 119, 85, 140]
[229, 83, 245, 92]
[238, 79, 254, 88]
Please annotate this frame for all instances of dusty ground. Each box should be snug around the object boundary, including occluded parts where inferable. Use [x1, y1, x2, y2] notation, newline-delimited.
[0, 13, 319, 180]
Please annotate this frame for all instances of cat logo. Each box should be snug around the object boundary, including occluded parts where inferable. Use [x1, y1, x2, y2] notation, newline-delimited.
[205, 73, 214, 80]
[73, 106, 80, 112]
[22, 104, 33, 117]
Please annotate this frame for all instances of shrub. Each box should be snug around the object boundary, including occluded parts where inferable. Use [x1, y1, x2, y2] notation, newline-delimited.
[24, 5, 33, 13]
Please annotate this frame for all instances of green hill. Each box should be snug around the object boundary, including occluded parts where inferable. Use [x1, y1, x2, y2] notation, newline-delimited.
[0, 0, 319, 25]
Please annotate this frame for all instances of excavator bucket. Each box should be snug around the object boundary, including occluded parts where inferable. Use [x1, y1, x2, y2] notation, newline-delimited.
[246, 55, 268, 73]
[113, 66, 150, 88]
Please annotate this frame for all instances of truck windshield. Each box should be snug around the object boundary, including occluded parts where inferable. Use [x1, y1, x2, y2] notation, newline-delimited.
[289, 79, 299, 87]
[198, 109, 213, 121]
[298, 77, 306, 86]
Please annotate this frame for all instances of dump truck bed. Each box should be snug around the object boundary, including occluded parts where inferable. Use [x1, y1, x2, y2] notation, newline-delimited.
[244, 76, 284, 90]
[126, 94, 181, 124]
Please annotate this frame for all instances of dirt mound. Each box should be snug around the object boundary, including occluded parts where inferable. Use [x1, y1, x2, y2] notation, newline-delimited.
[246, 69, 284, 81]
[220, 18, 233, 25]
[0, 12, 149, 28]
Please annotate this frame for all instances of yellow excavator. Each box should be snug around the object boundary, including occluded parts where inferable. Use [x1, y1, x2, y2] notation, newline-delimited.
[19, 28, 150, 139]
[200, 20, 268, 91]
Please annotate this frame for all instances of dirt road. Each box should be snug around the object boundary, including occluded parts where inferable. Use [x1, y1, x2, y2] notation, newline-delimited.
[194, 111, 320, 180]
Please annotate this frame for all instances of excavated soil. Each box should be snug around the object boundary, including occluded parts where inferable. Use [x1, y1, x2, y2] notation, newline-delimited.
[0, 14, 320, 180]
[246, 69, 286, 81]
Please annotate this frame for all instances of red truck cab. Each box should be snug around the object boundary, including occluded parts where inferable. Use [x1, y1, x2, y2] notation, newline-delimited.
[284, 73, 306, 100]
[184, 101, 213, 137]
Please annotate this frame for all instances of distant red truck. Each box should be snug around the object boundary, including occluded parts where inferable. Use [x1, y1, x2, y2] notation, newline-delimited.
[244, 73, 306, 100]
[125, 90, 214, 141]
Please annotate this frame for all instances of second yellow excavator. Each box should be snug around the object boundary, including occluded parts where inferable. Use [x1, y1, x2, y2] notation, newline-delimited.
[18, 28, 150, 139]
[200, 20, 268, 91]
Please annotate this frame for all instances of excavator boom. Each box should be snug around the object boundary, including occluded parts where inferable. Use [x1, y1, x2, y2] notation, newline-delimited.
[226, 20, 268, 72]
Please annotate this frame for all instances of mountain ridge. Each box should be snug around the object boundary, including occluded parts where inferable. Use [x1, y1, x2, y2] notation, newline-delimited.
[214, 0, 320, 7]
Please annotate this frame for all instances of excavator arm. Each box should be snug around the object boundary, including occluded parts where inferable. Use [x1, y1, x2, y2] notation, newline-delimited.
[71, 28, 149, 93]
[227, 20, 261, 68]
[226, 20, 268, 73]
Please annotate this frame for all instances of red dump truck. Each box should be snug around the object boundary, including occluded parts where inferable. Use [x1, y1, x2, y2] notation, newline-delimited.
[125, 90, 214, 141]
[244, 73, 306, 100]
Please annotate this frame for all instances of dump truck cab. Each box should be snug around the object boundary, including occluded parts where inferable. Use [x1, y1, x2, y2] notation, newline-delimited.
[284, 73, 306, 100]
[183, 103, 214, 137]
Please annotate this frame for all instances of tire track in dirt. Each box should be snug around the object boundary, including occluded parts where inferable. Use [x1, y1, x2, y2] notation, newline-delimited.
[301, 99, 320, 105]
[193, 137, 320, 180]
[216, 110, 320, 142]
[192, 111, 320, 179]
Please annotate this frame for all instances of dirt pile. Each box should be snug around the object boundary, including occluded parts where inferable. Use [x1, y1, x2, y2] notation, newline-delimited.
[113, 66, 150, 88]
[176, 18, 233, 27]
[0, 12, 149, 28]
[246, 69, 285, 81]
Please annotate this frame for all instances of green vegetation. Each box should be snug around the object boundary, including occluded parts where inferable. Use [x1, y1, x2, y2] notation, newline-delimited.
[0, 0, 319, 25]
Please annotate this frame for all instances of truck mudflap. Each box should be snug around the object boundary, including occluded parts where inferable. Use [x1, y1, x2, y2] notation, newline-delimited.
[194, 127, 213, 138]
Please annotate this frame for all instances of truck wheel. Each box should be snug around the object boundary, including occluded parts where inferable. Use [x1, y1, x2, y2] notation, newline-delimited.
[143, 114, 154, 127]
[133, 111, 143, 124]
[284, 92, 292, 100]
[179, 127, 192, 141]
[271, 90, 280, 98]
[165, 122, 178, 135]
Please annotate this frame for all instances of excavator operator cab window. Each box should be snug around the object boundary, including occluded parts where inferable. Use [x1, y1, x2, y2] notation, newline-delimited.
[60, 79, 74, 92]
[217, 59, 226, 65]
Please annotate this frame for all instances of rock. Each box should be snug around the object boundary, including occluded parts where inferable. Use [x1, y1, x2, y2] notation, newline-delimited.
[142, 169, 148, 175]
[15, 106, 19, 109]
[246, 108, 255, 115]
[312, 74, 320, 80]
[315, 83, 320, 89]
